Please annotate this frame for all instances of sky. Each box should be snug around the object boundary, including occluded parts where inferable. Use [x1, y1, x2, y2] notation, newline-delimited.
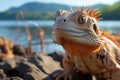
[0, 0, 119, 12]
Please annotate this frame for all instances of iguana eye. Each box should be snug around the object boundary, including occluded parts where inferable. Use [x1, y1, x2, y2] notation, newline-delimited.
[64, 19, 67, 22]
[63, 19, 67, 23]
[78, 16, 85, 24]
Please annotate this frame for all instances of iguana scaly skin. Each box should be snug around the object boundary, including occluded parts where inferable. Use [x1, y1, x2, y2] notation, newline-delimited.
[53, 6, 120, 80]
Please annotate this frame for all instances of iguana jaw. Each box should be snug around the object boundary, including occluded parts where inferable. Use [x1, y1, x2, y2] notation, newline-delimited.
[55, 28, 86, 36]
[53, 26, 101, 56]
[53, 25, 86, 44]
[53, 24, 101, 47]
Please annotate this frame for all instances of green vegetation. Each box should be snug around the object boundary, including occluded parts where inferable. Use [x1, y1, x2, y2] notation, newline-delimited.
[100, 2, 120, 20]
[0, 2, 120, 20]
[23, 11, 55, 20]
[0, 11, 55, 20]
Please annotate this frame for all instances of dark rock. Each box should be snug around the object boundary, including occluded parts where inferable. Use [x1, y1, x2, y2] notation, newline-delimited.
[0, 58, 16, 73]
[29, 53, 63, 74]
[0, 52, 94, 80]
[1, 77, 23, 80]
[0, 69, 6, 79]
[15, 60, 47, 80]
[0, 69, 23, 80]
[72, 72, 92, 80]
[13, 45, 27, 56]
[48, 51, 64, 66]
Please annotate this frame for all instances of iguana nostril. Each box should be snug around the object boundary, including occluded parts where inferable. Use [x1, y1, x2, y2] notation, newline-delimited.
[93, 24, 99, 35]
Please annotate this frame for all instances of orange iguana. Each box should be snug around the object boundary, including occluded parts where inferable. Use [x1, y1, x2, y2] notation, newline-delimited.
[53, 6, 120, 80]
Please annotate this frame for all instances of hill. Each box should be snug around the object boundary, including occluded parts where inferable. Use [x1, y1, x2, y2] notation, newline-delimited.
[7, 2, 70, 12]
[7, 2, 105, 13]
[0, 2, 71, 20]
[0, 2, 104, 20]
[100, 2, 120, 20]
[0, 2, 119, 20]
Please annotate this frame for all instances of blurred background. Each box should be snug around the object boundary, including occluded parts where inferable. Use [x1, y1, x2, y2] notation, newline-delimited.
[0, 0, 120, 53]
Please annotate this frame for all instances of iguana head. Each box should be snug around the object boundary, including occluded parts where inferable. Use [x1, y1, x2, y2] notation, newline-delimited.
[53, 7, 103, 55]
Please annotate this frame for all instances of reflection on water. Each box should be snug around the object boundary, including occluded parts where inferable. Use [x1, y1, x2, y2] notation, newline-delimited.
[0, 20, 54, 27]
[0, 20, 120, 53]
[98, 21, 120, 33]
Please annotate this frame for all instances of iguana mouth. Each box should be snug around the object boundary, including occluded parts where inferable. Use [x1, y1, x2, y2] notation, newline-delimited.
[55, 28, 86, 36]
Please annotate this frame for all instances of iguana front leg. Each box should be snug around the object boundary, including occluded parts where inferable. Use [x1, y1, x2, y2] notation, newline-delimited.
[55, 53, 75, 80]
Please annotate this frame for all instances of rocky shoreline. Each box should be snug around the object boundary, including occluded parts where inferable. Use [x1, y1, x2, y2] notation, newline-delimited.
[0, 51, 93, 80]
[1, 33, 120, 80]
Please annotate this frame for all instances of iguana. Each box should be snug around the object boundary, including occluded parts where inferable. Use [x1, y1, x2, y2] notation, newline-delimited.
[53, 6, 120, 80]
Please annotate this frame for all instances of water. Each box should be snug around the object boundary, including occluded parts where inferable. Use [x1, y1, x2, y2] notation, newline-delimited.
[0, 20, 120, 53]
[0, 20, 54, 27]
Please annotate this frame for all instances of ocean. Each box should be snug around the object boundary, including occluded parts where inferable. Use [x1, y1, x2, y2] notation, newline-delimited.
[0, 20, 120, 53]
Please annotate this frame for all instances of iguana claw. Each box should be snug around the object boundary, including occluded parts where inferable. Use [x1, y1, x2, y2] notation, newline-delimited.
[55, 71, 73, 80]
